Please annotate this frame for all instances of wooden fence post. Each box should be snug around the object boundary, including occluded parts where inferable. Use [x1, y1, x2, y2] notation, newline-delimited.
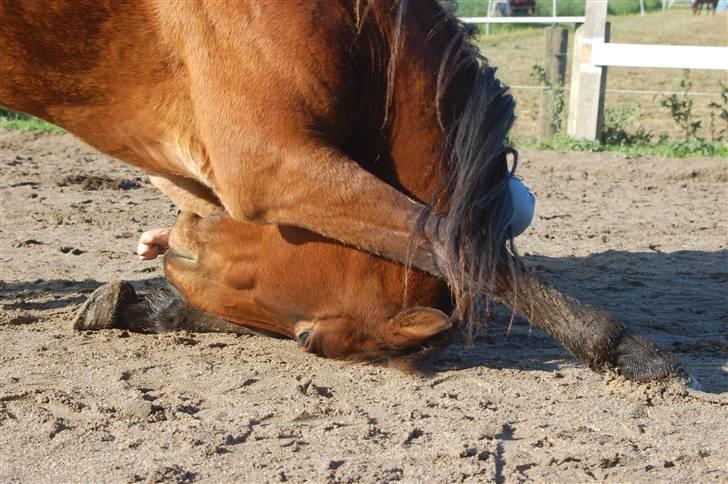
[538, 26, 568, 140]
[566, 1, 609, 140]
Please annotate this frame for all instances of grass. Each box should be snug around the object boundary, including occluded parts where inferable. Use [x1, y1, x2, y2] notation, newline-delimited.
[519, 134, 728, 157]
[475, 9, 728, 146]
[0, 109, 63, 133]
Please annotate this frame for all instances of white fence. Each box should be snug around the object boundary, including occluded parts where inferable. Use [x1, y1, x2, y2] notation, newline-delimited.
[568, 1, 728, 139]
[461, 16, 585, 23]
[460, 1, 728, 140]
[590, 43, 728, 70]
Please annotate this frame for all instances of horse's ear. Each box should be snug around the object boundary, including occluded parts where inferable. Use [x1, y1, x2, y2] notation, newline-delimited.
[387, 307, 453, 346]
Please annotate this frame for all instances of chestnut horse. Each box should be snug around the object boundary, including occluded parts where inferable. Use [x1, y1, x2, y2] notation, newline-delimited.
[0, 0, 677, 379]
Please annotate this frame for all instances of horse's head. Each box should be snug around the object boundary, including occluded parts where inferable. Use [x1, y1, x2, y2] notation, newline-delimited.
[161, 211, 288, 333]
[164, 211, 456, 366]
[294, 306, 455, 367]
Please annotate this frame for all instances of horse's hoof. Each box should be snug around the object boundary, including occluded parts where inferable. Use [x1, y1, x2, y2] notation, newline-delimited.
[72, 280, 139, 331]
[607, 332, 679, 381]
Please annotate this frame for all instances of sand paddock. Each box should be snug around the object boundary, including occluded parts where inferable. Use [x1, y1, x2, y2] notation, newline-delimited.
[1, 131, 726, 482]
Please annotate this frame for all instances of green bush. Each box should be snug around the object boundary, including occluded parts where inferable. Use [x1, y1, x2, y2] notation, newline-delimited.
[601, 104, 652, 146]
[0, 108, 62, 133]
[529, 133, 604, 152]
[520, 133, 728, 158]
[659, 77, 702, 141]
[707, 81, 728, 142]
[667, 138, 719, 157]
[0, 107, 30, 120]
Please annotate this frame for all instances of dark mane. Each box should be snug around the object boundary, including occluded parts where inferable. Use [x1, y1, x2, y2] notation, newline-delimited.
[431, 4, 519, 338]
[366, 0, 520, 339]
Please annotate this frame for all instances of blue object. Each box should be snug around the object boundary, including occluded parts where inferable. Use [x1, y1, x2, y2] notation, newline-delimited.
[509, 176, 536, 237]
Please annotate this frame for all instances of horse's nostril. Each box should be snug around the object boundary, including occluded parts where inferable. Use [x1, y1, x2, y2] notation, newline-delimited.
[297, 330, 311, 347]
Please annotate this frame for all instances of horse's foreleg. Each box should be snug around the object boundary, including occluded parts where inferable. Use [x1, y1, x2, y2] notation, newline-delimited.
[187, 142, 679, 381]
[212, 146, 448, 280]
[495, 262, 678, 381]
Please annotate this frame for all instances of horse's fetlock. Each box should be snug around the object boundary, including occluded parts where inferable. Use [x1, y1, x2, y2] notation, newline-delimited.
[422, 214, 448, 277]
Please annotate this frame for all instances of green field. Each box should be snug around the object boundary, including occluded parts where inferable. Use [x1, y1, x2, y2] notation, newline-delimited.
[0, 108, 61, 133]
[476, 8, 728, 151]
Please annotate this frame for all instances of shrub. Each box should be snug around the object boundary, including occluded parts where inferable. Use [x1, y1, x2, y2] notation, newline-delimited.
[659, 75, 702, 141]
[0, 108, 62, 133]
[601, 104, 652, 146]
[667, 138, 718, 157]
[530, 63, 565, 134]
[707, 81, 728, 142]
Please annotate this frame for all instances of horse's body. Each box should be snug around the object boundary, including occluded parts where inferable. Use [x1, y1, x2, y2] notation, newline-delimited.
[1, 0, 678, 378]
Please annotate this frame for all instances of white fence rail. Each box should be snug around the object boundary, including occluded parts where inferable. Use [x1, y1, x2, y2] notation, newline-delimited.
[508, 85, 724, 97]
[460, 16, 585, 24]
[590, 43, 728, 70]
[461, 1, 728, 140]
[566, 1, 727, 140]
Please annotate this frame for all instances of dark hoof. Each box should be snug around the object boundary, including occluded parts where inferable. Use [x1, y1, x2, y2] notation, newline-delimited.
[607, 333, 679, 381]
[72, 281, 138, 331]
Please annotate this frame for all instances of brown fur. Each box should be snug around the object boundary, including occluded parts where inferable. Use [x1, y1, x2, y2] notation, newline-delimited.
[1, 0, 458, 361]
[1, 0, 680, 378]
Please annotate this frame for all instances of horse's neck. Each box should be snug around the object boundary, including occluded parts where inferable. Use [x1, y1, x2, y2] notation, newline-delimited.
[359, 0, 465, 205]
[341, 0, 463, 310]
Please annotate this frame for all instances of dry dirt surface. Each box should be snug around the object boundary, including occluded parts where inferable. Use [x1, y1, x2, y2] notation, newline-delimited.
[1, 131, 726, 483]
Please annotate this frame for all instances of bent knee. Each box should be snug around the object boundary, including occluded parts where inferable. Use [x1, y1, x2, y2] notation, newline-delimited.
[217, 192, 270, 225]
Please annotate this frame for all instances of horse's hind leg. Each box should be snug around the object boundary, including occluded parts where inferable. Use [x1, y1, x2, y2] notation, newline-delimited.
[496, 262, 678, 381]
[73, 281, 255, 335]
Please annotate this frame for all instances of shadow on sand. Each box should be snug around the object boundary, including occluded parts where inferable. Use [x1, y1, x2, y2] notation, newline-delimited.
[0, 277, 166, 311]
[433, 249, 727, 394]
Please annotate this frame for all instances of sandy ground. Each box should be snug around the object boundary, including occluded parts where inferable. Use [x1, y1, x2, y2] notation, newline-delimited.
[0, 131, 726, 483]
